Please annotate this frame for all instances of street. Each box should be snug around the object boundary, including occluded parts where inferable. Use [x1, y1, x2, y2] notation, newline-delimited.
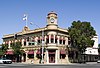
[0, 62, 100, 68]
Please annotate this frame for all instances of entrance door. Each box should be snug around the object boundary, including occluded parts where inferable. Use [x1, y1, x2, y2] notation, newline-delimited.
[48, 50, 55, 63]
[49, 54, 55, 63]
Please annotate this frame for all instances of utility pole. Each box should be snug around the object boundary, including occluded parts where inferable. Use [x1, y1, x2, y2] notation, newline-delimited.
[41, 30, 44, 64]
[30, 22, 44, 64]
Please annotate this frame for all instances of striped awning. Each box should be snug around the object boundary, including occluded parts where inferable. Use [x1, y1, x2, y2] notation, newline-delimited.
[5, 51, 14, 55]
[60, 50, 66, 54]
[28, 50, 34, 54]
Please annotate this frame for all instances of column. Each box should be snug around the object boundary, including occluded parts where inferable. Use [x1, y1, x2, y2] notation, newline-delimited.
[8, 41, 11, 48]
[34, 50, 37, 60]
[44, 36, 46, 45]
[55, 50, 57, 64]
[66, 54, 70, 64]
[21, 55, 24, 62]
[58, 49, 60, 63]
[22, 39, 24, 47]
[49, 35, 51, 43]
[35, 37, 38, 46]
[25, 52, 28, 62]
[65, 37, 68, 45]
[62, 37, 63, 44]
[26, 40, 28, 46]
[57, 36, 59, 45]
[54, 35, 55, 43]
[46, 50, 49, 64]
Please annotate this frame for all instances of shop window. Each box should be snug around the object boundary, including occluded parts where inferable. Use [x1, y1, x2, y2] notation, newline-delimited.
[60, 54, 66, 59]
[28, 54, 34, 58]
[36, 54, 42, 59]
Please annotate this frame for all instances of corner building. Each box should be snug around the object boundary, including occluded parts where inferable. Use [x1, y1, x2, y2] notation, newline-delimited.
[3, 11, 70, 64]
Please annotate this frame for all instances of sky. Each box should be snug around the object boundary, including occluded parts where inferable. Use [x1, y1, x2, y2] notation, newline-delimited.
[0, 0, 100, 44]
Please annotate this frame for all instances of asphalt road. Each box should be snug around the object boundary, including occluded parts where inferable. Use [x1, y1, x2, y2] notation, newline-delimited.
[0, 62, 100, 68]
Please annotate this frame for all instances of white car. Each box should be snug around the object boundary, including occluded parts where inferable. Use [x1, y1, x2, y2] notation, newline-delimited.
[0, 58, 12, 64]
[97, 60, 100, 63]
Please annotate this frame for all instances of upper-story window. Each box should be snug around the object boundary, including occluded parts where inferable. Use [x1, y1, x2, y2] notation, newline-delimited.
[24, 39, 26, 46]
[63, 40, 65, 45]
[46, 35, 49, 44]
[28, 37, 35, 46]
[29, 42, 31, 45]
[32, 39, 35, 45]
[55, 35, 57, 43]
[59, 38, 62, 44]
[37, 37, 41, 45]
[51, 35, 54, 43]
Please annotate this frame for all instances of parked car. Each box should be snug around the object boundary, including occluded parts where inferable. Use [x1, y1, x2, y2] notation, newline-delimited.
[97, 60, 100, 63]
[0, 58, 12, 64]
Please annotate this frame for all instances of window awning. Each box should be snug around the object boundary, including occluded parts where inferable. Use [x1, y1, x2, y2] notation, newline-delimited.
[60, 50, 66, 54]
[36, 49, 44, 54]
[5, 51, 14, 55]
[36, 50, 41, 54]
[48, 52, 55, 54]
[28, 50, 34, 54]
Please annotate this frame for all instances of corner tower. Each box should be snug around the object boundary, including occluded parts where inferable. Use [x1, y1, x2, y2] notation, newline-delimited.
[46, 11, 58, 29]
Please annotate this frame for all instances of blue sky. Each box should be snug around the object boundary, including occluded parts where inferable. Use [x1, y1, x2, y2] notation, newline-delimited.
[0, 0, 100, 44]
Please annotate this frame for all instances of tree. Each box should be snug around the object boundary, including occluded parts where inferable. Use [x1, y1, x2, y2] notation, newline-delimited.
[68, 20, 96, 62]
[98, 44, 100, 54]
[11, 42, 23, 62]
[0, 44, 8, 57]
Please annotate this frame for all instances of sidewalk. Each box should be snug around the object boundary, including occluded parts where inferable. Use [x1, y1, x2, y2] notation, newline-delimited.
[14, 62, 97, 66]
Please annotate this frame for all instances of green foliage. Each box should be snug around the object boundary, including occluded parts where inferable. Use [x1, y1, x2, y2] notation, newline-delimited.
[98, 44, 100, 54]
[68, 20, 96, 53]
[0, 44, 8, 56]
[11, 42, 23, 55]
[98, 44, 100, 48]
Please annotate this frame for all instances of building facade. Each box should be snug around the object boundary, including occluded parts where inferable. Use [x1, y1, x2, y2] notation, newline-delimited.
[85, 36, 99, 62]
[2, 11, 70, 64]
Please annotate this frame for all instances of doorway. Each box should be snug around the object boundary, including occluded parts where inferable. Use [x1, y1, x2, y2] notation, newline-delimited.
[48, 50, 55, 63]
